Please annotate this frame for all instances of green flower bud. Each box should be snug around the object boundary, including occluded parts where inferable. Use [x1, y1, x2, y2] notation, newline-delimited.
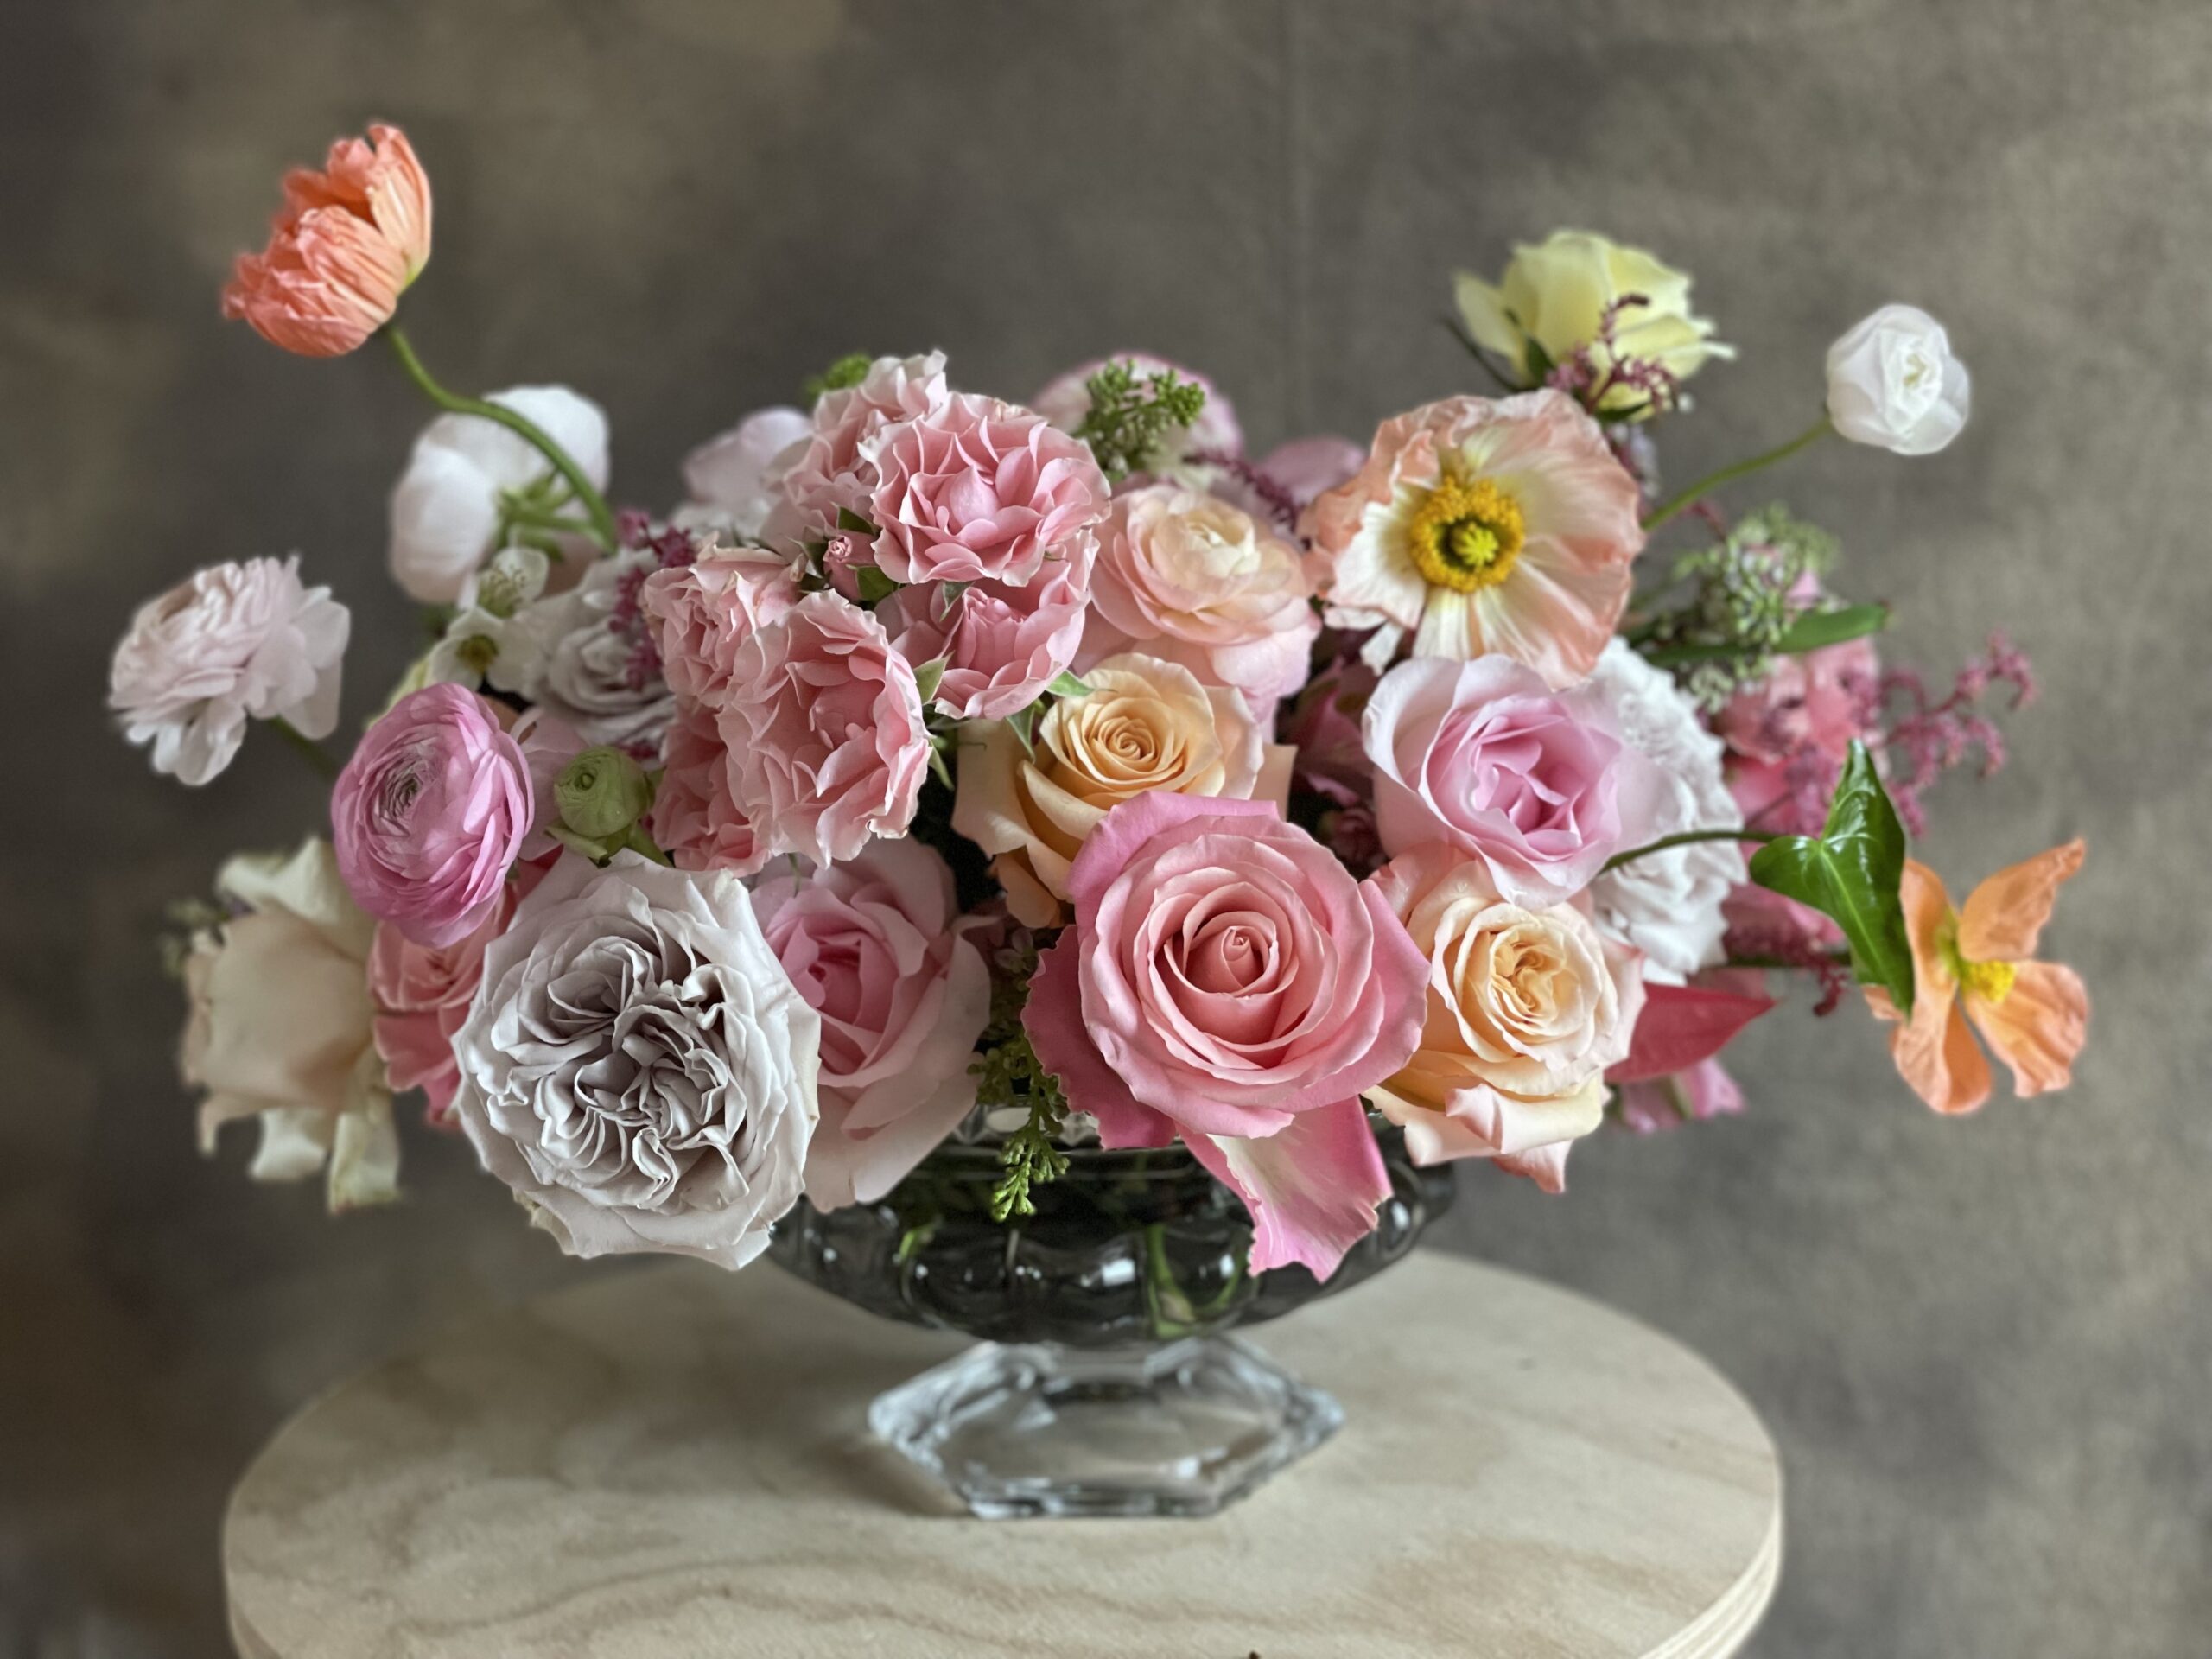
[556, 747, 653, 841]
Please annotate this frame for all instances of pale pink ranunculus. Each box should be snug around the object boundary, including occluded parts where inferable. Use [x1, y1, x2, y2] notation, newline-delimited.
[1253, 436, 1365, 509]
[650, 704, 767, 875]
[332, 683, 538, 948]
[877, 534, 1096, 721]
[771, 352, 950, 540]
[1021, 793, 1427, 1279]
[1364, 654, 1659, 907]
[1032, 354, 1245, 474]
[220, 123, 432, 358]
[681, 407, 814, 540]
[752, 839, 990, 1209]
[110, 556, 350, 786]
[638, 540, 806, 709]
[865, 392, 1110, 587]
[1077, 485, 1321, 710]
[1306, 391, 1643, 686]
[367, 883, 516, 1128]
[718, 592, 929, 865]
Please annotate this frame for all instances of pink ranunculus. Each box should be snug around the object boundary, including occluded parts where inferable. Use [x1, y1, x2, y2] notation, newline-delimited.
[650, 704, 767, 876]
[367, 883, 516, 1128]
[638, 540, 806, 709]
[1032, 354, 1245, 468]
[772, 352, 950, 540]
[1077, 484, 1321, 710]
[718, 592, 929, 865]
[752, 839, 991, 1209]
[332, 683, 537, 948]
[865, 392, 1110, 588]
[1363, 655, 1658, 907]
[1021, 793, 1427, 1279]
[877, 534, 1096, 721]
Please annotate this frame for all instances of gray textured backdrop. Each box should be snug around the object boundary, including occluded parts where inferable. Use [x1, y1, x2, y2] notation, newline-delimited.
[3, 2, 2208, 1654]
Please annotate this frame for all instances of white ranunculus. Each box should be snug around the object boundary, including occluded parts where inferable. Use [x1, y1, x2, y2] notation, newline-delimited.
[1824, 305, 1970, 456]
[451, 853, 820, 1269]
[182, 838, 398, 1211]
[109, 556, 349, 785]
[514, 550, 677, 750]
[1580, 640, 1744, 984]
[387, 385, 611, 603]
[678, 406, 812, 540]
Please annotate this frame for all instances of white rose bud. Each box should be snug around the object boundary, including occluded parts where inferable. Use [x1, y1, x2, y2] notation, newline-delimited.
[1824, 304, 1971, 456]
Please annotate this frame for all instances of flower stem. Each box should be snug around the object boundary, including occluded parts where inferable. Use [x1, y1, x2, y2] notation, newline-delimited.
[385, 327, 618, 553]
[1641, 416, 1832, 532]
[270, 717, 340, 780]
[1601, 827, 1774, 874]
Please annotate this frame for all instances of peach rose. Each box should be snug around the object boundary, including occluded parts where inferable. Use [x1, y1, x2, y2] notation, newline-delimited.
[1369, 844, 1645, 1191]
[1077, 485, 1322, 710]
[953, 653, 1294, 927]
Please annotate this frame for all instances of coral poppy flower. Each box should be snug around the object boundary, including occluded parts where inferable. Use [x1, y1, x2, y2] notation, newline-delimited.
[1867, 840, 2088, 1114]
[1303, 391, 1644, 686]
[221, 124, 432, 357]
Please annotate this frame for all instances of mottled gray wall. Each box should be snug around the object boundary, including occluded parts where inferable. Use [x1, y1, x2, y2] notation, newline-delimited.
[3, 2, 2207, 1654]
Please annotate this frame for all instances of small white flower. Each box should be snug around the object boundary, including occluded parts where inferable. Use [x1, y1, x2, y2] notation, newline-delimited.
[109, 556, 348, 785]
[1825, 305, 1970, 456]
[423, 546, 557, 691]
[387, 385, 610, 603]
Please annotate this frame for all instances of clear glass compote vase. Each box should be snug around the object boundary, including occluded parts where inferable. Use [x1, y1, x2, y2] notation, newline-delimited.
[767, 1113, 1452, 1518]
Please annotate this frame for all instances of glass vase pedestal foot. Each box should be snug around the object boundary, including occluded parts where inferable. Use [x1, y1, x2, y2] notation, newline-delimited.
[868, 1336, 1343, 1518]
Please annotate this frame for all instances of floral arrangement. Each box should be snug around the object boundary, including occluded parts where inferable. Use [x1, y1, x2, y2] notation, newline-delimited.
[119, 124, 2090, 1280]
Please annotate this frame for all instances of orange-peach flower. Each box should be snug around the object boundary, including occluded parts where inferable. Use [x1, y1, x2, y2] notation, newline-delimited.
[221, 124, 432, 358]
[1867, 841, 2088, 1114]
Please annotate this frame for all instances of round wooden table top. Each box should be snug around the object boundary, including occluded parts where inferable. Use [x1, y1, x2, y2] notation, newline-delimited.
[223, 1249, 1782, 1658]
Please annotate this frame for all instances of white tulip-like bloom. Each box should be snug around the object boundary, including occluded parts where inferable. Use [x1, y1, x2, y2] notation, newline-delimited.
[450, 853, 821, 1270]
[1825, 305, 1970, 456]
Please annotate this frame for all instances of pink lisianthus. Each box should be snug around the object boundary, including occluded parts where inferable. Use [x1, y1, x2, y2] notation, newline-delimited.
[1021, 793, 1427, 1279]
[1282, 656, 1378, 808]
[865, 392, 1110, 587]
[1363, 654, 1659, 907]
[648, 705, 766, 876]
[772, 352, 950, 539]
[332, 684, 550, 948]
[877, 535, 1096, 721]
[1616, 1058, 1744, 1135]
[637, 540, 806, 709]
[752, 839, 991, 1210]
[1076, 484, 1321, 710]
[718, 592, 929, 865]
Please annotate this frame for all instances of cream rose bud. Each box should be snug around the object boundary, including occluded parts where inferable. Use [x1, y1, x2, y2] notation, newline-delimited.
[1077, 485, 1323, 711]
[952, 652, 1296, 928]
[1825, 304, 1971, 455]
[451, 853, 820, 1270]
[1370, 844, 1644, 1192]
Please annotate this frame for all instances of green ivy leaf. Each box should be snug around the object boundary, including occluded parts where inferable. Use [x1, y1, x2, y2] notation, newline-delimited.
[1776, 602, 1889, 654]
[1747, 741, 1915, 1014]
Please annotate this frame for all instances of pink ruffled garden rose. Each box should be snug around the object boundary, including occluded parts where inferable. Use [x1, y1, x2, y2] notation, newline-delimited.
[752, 839, 990, 1210]
[771, 351, 950, 539]
[718, 592, 929, 865]
[1022, 794, 1427, 1279]
[1363, 654, 1658, 907]
[876, 533, 1096, 721]
[637, 540, 806, 709]
[650, 704, 766, 875]
[865, 391, 1109, 587]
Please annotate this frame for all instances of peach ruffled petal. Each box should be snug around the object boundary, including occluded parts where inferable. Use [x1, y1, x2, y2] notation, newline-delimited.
[1957, 838, 2085, 964]
[1967, 961, 2088, 1098]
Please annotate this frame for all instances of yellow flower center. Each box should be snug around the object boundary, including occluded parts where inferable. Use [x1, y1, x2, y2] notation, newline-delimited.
[1939, 919, 2017, 1004]
[1408, 475, 1526, 593]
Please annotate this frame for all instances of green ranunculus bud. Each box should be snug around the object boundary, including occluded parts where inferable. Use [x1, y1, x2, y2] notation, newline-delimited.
[556, 747, 653, 841]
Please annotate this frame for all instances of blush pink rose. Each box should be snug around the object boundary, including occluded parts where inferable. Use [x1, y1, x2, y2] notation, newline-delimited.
[876, 533, 1095, 721]
[333, 683, 540, 948]
[1363, 654, 1658, 907]
[865, 391, 1110, 587]
[718, 592, 929, 865]
[1077, 485, 1321, 710]
[1022, 793, 1427, 1279]
[638, 540, 806, 709]
[771, 351, 950, 539]
[650, 704, 766, 875]
[752, 839, 990, 1209]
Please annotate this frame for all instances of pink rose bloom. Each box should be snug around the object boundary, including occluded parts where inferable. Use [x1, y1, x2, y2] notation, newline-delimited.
[367, 884, 516, 1128]
[772, 351, 950, 538]
[332, 683, 538, 948]
[1077, 485, 1321, 709]
[1022, 794, 1427, 1280]
[1616, 1058, 1744, 1135]
[638, 540, 806, 709]
[109, 556, 349, 786]
[866, 392, 1109, 587]
[1363, 655, 1658, 907]
[1033, 354, 1245, 469]
[650, 705, 767, 875]
[877, 533, 1096, 721]
[718, 592, 929, 865]
[753, 839, 990, 1209]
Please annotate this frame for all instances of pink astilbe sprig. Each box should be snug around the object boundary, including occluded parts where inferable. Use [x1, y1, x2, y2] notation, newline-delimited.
[1543, 293, 1687, 422]
[610, 516, 709, 694]
[1877, 631, 2037, 836]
